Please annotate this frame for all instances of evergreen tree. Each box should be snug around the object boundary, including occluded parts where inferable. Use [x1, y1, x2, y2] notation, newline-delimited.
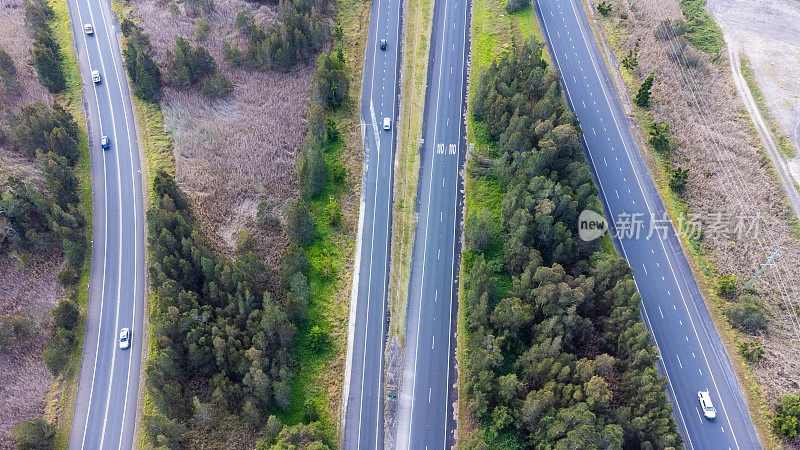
[635, 72, 654, 107]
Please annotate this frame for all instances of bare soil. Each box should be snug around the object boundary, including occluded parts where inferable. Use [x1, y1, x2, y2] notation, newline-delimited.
[127, 0, 315, 264]
[599, 0, 800, 434]
[0, 1, 65, 446]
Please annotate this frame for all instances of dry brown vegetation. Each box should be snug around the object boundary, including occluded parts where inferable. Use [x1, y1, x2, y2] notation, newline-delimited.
[596, 0, 800, 440]
[0, 0, 65, 446]
[126, 0, 317, 263]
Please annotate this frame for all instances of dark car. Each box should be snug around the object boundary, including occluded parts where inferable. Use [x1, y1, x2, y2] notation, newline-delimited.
[380, 39, 387, 50]
[101, 135, 110, 150]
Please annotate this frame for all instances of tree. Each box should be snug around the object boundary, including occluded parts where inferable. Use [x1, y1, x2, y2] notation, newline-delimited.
[43, 344, 68, 374]
[634, 72, 654, 107]
[312, 52, 349, 109]
[298, 136, 327, 198]
[323, 196, 341, 226]
[669, 167, 689, 193]
[53, 299, 79, 329]
[648, 121, 670, 153]
[12, 418, 55, 450]
[32, 31, 65, 93]
[506, 0, 529, 13]
[465, 208, 498, 254]
[285, 199, 316, 247]
[597, 1, 612, 16]
[257, 201, 276, 227]
[201, 73, 233, 99]
[170, 37, 217, 87]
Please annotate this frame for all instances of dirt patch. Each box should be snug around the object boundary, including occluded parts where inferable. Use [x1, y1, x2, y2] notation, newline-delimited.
[597, 0, 800, 435]
[127, 0, 314, 263]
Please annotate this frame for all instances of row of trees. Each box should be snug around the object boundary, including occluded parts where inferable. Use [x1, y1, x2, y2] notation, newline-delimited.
[24, 0, 66, 93]
[121, 21, 163, 102]
[461, 39, 681, 448]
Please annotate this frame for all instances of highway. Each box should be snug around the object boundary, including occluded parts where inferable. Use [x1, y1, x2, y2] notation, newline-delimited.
[66, 0, 146, 448]
[534, 0, 760, 448]
[393, 0, 470, 446]
[341, 0, 402, 445]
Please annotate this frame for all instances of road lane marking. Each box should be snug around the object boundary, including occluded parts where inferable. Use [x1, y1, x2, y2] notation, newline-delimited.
[659, 306, 664, 318]
[677, 355, 683, 368]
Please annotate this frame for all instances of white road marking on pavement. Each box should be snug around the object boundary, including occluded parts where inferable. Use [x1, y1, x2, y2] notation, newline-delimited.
[677, 355, 683, 368]
[659, 306, 664, 318]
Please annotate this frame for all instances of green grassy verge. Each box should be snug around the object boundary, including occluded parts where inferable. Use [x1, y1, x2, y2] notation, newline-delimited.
[388, 0, 435, 345]
[48, 0, 94, 447]
[679, 0, 725, 55]
[739, 54, 797, 159]
[457, 0, 547, 441]
[592, 7, 778, 448]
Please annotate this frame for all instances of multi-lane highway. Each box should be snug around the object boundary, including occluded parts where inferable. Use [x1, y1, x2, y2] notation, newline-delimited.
[535, 0, 760, 448]
[66, 0, 145, 447]
[393, 0, 469, 446]
[341, 0, 402, 445]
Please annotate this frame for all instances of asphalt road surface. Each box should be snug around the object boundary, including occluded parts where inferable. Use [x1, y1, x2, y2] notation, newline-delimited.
[535, 0, 760, 448]
[393, 0, 470, 447]
[341, 0, 402, 446]
[66, 0, 146, 448]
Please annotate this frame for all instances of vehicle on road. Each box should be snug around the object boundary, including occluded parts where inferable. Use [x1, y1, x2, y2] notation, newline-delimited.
[119, 328, 130, 349]
[380, 39, 388, 50]
[698, 390, 717, 419]
[101, 135, 110, 150]
[383, 117, 391, 130]
[91, 70, 101, 84]
[84, 23, 93, 34]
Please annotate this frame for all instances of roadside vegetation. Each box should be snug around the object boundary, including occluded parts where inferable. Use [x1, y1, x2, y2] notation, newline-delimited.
[0, 0, 92, 446]
[459, 37, 681, 448]
[115, 0, 369, 443]
[590, 0, 800, 446]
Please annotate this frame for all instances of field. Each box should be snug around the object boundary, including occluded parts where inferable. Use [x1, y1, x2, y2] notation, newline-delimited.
[591, 0, 800, 445]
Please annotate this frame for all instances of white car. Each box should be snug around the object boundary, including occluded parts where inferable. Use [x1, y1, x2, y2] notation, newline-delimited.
[698, 390, 716, 419]
[119, 328, 130, 349]
[84, 23, 94, 35]
[383, 117, 391, 130]
[91, 70, 101, 84]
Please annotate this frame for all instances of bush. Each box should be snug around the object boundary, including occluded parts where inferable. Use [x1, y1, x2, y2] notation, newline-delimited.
[308, 325, 328, 351]
[505, 0, 529, 13]
[739, 341, 764, 363]
[774, 394, 800, 439]
[465, 208, 498, 254]
[634, 72, 654, 107]
[648, 121, 670, 153]
[53, 299, 79, 329]
[257, 201, 276, 227]
[726, 296, 767, 333]
[12, 418, 55, 450]
[669, 167, 689, 194]
[43, 344, 68, 374]
[58, 266, 80, 286]
[717, 273, 736, 296]
[323, 196, 341, 226]
[0, 47, 20, 93]
[195, 17, 211, 41]
[596, 1, 611, 16]
[201, 73, 234, 99]
[0, 315, 35, 350]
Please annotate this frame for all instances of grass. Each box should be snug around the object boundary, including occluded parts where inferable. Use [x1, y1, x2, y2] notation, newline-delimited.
[457, 0, 548, 442]
[679, 0, 725, 55]
[47, 0, 95, 447]
[592, 8, 779, 449]
[388, 0, 435, 346]
[739, 54, 797, 159]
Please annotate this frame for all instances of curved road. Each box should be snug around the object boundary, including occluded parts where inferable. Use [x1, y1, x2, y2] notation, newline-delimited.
[535, 0, 760, 448]
[66, 0, 146, 447]
[341, 0, 402, 446]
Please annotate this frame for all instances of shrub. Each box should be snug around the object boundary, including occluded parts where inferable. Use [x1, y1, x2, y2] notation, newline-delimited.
[201, 73, 234, 99]
[330, 159, 347, 184]
[308, 325, 328, 351]
[717, 273, 736, 296]
[53, 299, 79, 329]
[725, 296, 767, 333]
[774, 394, 800, 439]
[32, 30, 65, 93]
[669, 167, 689, 194]
[634, 72, 654, 107]
[298, 136, 327, 198]
[58, 267, 79, 286]
[222, 41, 244, 67]
[257, 201, 276, 227]
[0, 315, 35, 350]
[323, 196, 341, 226]
[739, 341, 764, 364]
[465, 208, 498, 254]
[596, 1, 611, 16]
[195, 17, 211, 41]
[505, 0, 529, 14]
[11, 418, 55, 450]
[43, 344, 68, 374]
[648, 121, 670, 153]
[285, 199, 316, 247]
[0, 47, 20, 93]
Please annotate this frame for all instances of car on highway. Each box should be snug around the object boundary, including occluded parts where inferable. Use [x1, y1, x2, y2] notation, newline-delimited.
[91, 70, 101, 84]
[383, 117, 391, 130]
[119, 328, 130, 349]
[101, 135, 110, 150]
[84, 23, 93, 35]
[380, 39, 388, 50]
[698, 390, 716, 419]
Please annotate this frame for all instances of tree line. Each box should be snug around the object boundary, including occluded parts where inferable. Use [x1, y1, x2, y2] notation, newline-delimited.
[461, 38, 682, 448]
[24, 0, 66, 93]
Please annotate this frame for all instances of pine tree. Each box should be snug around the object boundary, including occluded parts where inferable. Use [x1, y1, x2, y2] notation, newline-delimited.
[635, 72, 654, 107]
